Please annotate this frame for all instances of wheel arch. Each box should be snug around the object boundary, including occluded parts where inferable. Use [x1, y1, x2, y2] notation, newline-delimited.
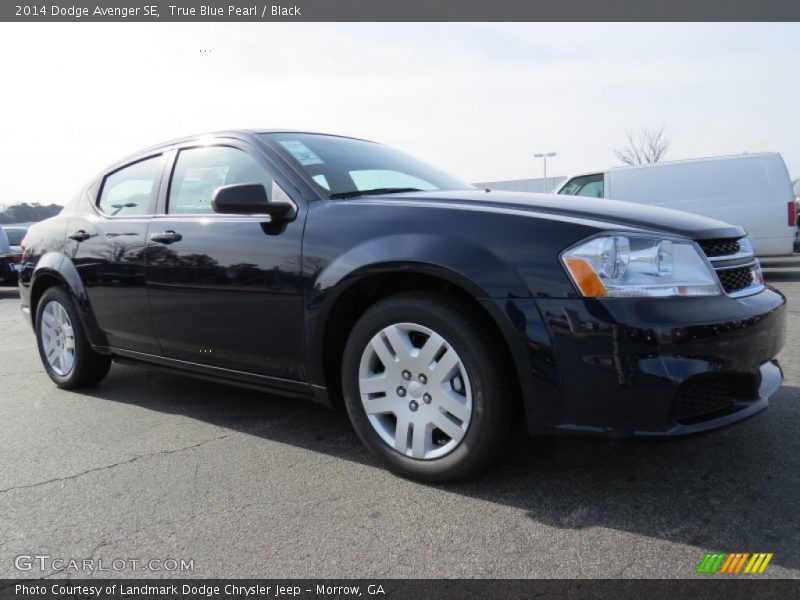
[309, 266, 530, 428]
[30, 254, 107, 347]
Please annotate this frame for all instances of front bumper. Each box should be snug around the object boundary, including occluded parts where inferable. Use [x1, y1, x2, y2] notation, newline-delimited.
[497, 287, 786, 436]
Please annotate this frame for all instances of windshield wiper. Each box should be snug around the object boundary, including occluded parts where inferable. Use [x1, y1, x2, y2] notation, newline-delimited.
[329, 187, 423, 200]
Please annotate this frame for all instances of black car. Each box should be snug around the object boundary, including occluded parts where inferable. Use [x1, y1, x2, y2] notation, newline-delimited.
[0, 224, 19, 286]
[19, 131, 786, 481]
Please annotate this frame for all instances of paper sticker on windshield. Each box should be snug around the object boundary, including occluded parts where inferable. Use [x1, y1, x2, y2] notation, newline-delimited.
[184, 166, 229, 183]
[279, 140, 324, 166]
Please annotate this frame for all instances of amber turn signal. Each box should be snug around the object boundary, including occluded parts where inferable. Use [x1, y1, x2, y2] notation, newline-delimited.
[564, 257, 608, 297]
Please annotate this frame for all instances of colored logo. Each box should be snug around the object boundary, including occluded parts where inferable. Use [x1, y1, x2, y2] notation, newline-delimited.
[697, 553, 773, 574]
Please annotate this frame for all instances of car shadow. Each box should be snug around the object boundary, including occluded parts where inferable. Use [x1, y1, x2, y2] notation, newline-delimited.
[79, 365, 800, 570]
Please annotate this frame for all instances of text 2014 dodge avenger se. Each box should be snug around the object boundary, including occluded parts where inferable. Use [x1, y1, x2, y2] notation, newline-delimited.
[19, 131, 786, 480]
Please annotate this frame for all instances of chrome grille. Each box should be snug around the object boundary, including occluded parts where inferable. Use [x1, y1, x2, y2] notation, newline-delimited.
[697, 236, 763, 297]
[698, 238, 741, 258]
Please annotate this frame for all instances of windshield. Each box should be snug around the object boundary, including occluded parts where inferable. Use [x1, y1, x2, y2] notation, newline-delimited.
[5, 228, 27, 246]
[262, 133, 472, 198]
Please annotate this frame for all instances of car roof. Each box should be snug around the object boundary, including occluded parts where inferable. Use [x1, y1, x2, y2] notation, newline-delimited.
[129, 129, 370, 156]
[606, 152, 780, 173]
[559, 152, 783, 186]
[105, 129, 374, 174]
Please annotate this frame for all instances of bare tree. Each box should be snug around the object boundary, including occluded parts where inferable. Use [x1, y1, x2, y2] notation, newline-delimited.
[614, 125, 671, 165]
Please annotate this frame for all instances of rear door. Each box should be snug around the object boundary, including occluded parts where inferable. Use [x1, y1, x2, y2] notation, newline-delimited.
[145, 139, 307, 382]
[66, 153, 166, 354]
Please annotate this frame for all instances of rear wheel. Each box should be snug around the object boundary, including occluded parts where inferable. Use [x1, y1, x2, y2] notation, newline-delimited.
[342, 292, 514, 481]
[35, 286, 111, 388]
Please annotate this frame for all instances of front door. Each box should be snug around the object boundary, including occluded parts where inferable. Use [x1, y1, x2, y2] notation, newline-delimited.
[145, 143, 306, 382]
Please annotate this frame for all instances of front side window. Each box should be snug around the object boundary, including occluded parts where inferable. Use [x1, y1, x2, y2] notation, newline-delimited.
[168, 146, 282, 214]
[263, 133, 471, 198]
[559, 174, 604, 198]
[98, 155, 163, 216]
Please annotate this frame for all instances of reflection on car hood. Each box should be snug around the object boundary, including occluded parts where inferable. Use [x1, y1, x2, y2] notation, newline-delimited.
[361, 189, 745, 241]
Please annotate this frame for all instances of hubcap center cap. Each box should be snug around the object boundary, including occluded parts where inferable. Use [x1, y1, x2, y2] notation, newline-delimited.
[407, 381, 424, 399]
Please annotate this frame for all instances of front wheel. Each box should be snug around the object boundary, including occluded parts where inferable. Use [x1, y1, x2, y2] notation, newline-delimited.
[341, 292, 515, 481]
[35, 286, 111, 389]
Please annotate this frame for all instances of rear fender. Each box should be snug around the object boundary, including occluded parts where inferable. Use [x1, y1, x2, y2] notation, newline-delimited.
[31, 253, 108, 348]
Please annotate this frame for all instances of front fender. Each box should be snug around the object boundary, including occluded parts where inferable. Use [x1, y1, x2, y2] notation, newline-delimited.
[304, 233, 534, 394]
[311, 233, 532, 305]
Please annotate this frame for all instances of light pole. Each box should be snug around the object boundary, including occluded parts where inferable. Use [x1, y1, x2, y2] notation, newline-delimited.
[534, 152, 557, 192]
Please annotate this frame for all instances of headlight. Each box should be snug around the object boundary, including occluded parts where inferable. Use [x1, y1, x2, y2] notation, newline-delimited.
[562, 234, 722, 298]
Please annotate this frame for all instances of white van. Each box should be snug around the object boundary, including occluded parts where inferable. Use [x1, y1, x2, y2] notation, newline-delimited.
[554, 153, 796, 256]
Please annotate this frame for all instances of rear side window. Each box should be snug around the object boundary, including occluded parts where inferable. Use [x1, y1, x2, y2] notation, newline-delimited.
[98, 156, 163, 217]
[559, 174, 604, 198]
[168, 146, 279, 215]
[5, 228, 27, 246]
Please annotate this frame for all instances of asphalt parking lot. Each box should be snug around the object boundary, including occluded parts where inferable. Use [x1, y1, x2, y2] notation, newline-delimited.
[1, 258, 799, 579]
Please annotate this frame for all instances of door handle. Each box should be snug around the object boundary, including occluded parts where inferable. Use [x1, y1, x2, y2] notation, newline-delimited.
[150, 230, 183, 244]
[68, 229, 91, 242]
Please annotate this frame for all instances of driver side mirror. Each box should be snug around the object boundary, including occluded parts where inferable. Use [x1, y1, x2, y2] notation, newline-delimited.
[212, 183, 297, 219]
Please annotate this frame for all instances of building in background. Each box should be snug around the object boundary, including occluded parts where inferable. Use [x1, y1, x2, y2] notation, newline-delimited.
[472, 176, 566, 193]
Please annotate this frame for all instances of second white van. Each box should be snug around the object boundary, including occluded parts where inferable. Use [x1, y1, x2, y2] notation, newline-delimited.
[554, 152, 796, 256]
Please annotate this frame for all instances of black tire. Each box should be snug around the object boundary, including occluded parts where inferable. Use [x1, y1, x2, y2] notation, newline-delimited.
[35, 286, 111, 389]
[341, 291, 515, 482]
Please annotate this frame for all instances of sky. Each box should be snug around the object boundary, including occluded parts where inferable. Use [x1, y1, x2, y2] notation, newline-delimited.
[0, 22, 798, 205]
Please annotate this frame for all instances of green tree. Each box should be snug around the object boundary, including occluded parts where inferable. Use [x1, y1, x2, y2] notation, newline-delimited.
[0, 202, 63, 224]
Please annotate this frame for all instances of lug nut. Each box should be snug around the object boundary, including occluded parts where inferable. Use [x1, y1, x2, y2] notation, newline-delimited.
[409, 400, 419, 412]
[397, 386, 407, 397]
[402, 370, 411, 380]
[418, 373, 427, 384]
[423, 393, 432, 404]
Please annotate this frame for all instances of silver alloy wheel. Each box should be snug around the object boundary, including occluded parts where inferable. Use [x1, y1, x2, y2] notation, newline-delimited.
[40, 300, 76, 377]
[358, 322, 473, 460]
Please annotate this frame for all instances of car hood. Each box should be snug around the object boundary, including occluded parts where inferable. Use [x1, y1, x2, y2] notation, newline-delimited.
[364, 189, 745, 240]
